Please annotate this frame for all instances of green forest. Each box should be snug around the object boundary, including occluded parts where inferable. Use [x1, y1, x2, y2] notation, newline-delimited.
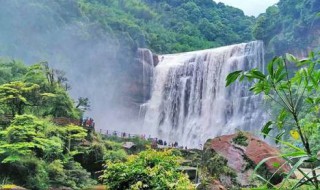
[253, 0, 320, 58]
[0, 0, 319, 189]
[0, 60, 195, 189]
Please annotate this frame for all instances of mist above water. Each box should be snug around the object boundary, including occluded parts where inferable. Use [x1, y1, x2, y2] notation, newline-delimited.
[0, 0, 137, 132]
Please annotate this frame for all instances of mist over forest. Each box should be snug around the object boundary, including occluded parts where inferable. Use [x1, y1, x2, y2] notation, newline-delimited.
[0, 0, 138, 132]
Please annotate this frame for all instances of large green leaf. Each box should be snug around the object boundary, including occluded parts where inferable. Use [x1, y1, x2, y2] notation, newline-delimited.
[225, 70, 242, 87]
[267, 58, 276, 77]
[275, 131, 285, 144]
[261, 121, 273, 138]
[250, 69, 266, 80]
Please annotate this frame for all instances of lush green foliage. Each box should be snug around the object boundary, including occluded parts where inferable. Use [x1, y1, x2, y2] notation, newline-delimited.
[0, 81, 40, 116]
[0, 115, 96, 189]
[232, 131, 249, 146]
[78, 0, 254, 53]
[0, 61, 96, 189]
[0, 60, 195, 189]
[0, 60, 81, 119]
[0, 0, 254, 57]
[103, 135, 151, 154]
[101, 149, 195, 190]
[253, 0, 320, 58]
[226, 52, 320, 189]
[199, 142, 238, 189]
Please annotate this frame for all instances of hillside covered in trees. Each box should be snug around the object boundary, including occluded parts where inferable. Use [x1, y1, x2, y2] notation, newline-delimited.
[0, 0, 255, 56]
[0, 60, 96, 189]
[253, 0, 320, 58]
[79, 0, 255, 53]
[1, 0, 319, 62]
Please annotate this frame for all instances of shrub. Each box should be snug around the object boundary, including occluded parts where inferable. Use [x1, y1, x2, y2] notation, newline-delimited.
[101, 149, 195, 190]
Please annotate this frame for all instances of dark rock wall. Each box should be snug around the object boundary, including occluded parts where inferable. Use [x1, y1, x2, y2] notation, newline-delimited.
[125, 48, 157, 115]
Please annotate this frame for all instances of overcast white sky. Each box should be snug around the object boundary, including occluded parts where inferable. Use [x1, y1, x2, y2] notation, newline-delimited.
[215, 0, 279, 17]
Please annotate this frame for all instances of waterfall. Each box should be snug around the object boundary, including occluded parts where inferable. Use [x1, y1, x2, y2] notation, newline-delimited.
[142, 41, 267, 148]
[137, 48, 154, 118]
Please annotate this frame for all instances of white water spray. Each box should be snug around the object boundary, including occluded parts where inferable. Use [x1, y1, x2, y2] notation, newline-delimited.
[142, 41, 267, 148]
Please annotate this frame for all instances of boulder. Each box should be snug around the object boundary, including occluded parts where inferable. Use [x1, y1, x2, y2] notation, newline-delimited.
[203, 132, 292, 187]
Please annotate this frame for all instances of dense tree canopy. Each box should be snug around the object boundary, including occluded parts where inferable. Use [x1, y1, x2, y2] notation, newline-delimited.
[78, 0, 254, 53]
[253, 0, 320, 58]
[0, 60, 193, 190]
[0, 60, 81, 119]
[0, 0, 254, 57]
[0, 60, 96, 189]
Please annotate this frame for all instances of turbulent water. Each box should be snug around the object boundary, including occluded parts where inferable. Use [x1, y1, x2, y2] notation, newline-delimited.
[141, 41, 267, 148]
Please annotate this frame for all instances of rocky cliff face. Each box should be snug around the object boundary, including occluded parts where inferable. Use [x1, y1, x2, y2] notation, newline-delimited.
[202, 132, 293, 188]
[125, 48, 158, 115]
[266, 26, 320, 60]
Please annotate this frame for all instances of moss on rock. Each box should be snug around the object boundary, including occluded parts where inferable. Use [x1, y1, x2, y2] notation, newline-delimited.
[232, 131, 248, 147]
[199, 140, 239, 189]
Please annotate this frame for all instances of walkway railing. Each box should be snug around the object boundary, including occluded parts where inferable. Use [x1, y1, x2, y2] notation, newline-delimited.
[97, 129, 150, 139]
[96, 128, 184, 148]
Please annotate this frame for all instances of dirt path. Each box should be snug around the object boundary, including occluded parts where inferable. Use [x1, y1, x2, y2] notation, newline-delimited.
[294, 168, 320, 179]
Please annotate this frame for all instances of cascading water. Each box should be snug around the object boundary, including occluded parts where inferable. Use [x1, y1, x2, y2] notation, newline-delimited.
[142, 41, 267, 148]
[137, 48, 154, 118]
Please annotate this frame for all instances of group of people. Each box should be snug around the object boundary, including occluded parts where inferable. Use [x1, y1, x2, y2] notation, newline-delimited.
[104, 130, 156, 140]
[105, 130, 138, 138]
[80, 117, 95, 128]
[101, 130, 189, 149]
[152, 138, 181, 148]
